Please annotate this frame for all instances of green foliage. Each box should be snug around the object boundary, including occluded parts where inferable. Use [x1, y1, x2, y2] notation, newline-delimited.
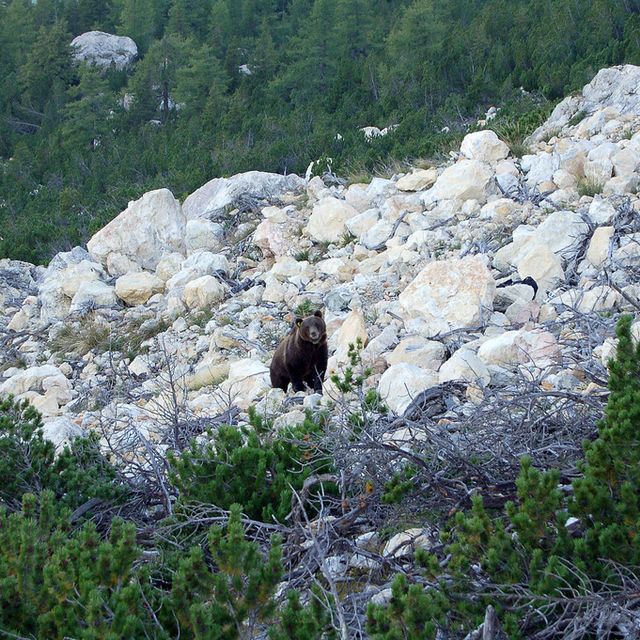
[294, 299, 316, 317]
[367, 573, 449, 640]
[382, 465, 417, 505]
[577, 177, 605, 197]
[0, 396, 123, 510]
[0, 492, 291, 639]
[0, 491, 158, 639]
[269, 587, 336, 640]
[2, 0, 639, 263]
[170, 503, 284, 637]
[330, 338, 371, 394]
[369, 315, 640, 637]
[169, 407, 330, 522]
[487, 93, 553, 157]
[571, 313, 640, 565]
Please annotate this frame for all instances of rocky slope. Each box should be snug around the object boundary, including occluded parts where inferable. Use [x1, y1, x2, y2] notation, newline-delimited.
[2, 64, 640, 610]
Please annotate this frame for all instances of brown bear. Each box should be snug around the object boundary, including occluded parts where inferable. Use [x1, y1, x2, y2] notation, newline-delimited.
[270, 310, 328, 394]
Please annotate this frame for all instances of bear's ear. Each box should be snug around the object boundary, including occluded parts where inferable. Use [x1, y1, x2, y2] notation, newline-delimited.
[295, 317, 303, 327]
[313, 309, 323, 319]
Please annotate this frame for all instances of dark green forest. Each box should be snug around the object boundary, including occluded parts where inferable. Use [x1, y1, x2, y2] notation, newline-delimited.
[2, 0, 640, 263]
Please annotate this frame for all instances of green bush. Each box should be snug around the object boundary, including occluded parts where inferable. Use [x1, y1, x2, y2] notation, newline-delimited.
[0, 397, 124, 511]
[169, 407, 331, 523]
[0, 491, 156, 639]
[368, 315, 640, 638]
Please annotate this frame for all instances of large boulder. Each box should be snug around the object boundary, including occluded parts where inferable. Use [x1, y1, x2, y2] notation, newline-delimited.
[425, 160, 495, 203]
[115, 272, 165, 306]
[396, 169, 438, 192]
[182, 275, 226, 309]
[185, 219, 225, 254]
[69, 280, 117, 313]
[59, 260, 106, 298]
[38, 247, 101, 323]
[439, 348, 491, 385]
[87, 189, 186, 273]
[1, 365, 65, 396]
[528, 65, 640, 142]
[460, 131, 510, 163]
[307, 197, 359, 243]
[385, 337, 446, 371]
[398, 256, 496, 336]
[215, 359, 271, 410]
[477, 329, 561, 372]
[182, 171, 304, 221]
[378, 364, 439, 415]
[71, 31, 137, 70]
[42, 417, 84, 451]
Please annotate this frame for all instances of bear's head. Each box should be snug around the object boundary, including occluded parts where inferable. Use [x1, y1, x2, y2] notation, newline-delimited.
[295, 310, 326, 345]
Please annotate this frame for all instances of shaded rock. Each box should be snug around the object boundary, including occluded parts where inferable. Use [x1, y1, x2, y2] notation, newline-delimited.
[185, 219, 225, 254]
[42, 417, 84, 451]
[439, 348, 491, 385]
[182, 171, 304, 220]
[69, 280, 117, 313]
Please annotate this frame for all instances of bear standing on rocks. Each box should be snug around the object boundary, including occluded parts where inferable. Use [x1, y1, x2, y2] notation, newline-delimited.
[270, 310, 328, 394]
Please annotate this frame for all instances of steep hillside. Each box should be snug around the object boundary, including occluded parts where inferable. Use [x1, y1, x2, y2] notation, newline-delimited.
[2, 65, 640, 638]
[2, 0, 640, 262]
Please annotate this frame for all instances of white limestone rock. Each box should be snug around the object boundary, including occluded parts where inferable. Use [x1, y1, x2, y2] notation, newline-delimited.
[385, 337, 445, 371]
[115, 272, 165, 306]
[87, 189, 186, 272]
[346, 208, 380, 237]
[71, 31, 137, 70]
[396, 168, 438, 191]
[382, 528, 434, 558]
[69, 280, 117, 313]
[460, 130, 510, 163]
[586, 226, 615, 267]
[307, 197, 359, 243]
[59, 260, 106, 298]
[398, 256, 496, 336]
[183, 275, 226, 309]
[182, 171, 304, 220]
[1, 365, 64, 396]
[377, 363, 439, 415]
[439, 348, 491, 385]
[42, 417, 84, 452]
[185, 219, 225, 254]
[425, 160, 495, 204]
[478, 329, 561, 372]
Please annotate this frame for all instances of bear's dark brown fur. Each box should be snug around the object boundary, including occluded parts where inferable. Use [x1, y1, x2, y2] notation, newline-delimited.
[270, 310, 328, 394]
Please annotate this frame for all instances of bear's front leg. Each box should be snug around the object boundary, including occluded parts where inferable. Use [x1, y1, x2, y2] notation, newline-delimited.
[290, 377, 306, 392]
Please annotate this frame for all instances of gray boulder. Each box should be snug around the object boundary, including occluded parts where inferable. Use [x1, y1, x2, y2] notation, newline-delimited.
[71, 31, 137, 70]
[182, 171, 305, 221]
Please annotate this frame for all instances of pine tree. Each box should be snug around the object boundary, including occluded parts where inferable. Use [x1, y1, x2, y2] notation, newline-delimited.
[62, 63, 115, 149]
[571, 313, 640, 565]
[20, 20, 73, 113]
